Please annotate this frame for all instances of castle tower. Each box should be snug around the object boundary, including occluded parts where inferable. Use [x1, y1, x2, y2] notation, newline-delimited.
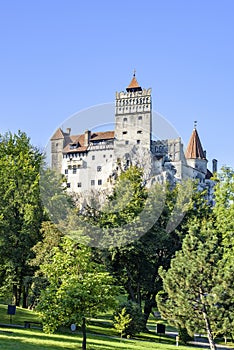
[185, 123, 207, 175]
[50, 128, 67, 172]
[114, 73, 152, 156]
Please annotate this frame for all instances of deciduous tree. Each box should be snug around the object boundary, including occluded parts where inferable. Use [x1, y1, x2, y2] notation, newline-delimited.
[37, 237, 119, 350]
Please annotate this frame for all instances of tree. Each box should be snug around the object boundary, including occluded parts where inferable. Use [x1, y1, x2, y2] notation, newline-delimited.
[113, 307, 132, 338]
[113, 301, 144, 337]
[0, 131, 44, 306]
[156, 218, 225, 350]
[212, 167, 234, 340]
[75, 166, 197, 328]
[37, 237, 119, 350]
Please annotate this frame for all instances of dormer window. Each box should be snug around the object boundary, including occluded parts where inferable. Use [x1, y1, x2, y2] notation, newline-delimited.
[69, 143, 78, 150]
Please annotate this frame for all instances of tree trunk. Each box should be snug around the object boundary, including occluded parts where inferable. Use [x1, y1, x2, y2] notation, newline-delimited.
[82, 317, 87, 350]
[22, 285, 28, 308]
[199, 288, 217, 350]
[143, 295, 156, 330]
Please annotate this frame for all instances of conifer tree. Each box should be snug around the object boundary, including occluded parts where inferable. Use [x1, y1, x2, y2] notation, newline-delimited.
[157, 219, 224, 350]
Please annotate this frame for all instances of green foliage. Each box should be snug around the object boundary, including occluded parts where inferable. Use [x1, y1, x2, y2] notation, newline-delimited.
[75, 166, 200, 328]
[37, 237, 119, 334]
[113, 307, 132, 338]
[113, 301, 145, 337]
[156, 218, 226, 350]
[0, 131, 44, 306]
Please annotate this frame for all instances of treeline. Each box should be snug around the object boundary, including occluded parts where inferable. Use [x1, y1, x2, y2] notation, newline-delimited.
[0, 131, 233, 350]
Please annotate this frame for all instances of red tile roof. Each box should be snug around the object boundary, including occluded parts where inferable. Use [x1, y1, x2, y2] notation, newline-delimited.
[50, 128, 65, 140]
[127, 76, 141, 90]
[91, 131, 114, 140]
[62, 130, 114, 153]
[185, 128, 206, 159]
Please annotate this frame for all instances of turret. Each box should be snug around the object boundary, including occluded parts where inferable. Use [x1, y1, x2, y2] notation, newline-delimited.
[185, 122, 207, 174]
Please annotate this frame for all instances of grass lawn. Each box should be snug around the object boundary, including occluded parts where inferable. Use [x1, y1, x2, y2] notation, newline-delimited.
[0, 303, 232, 350]
[0, 327, 195, 350]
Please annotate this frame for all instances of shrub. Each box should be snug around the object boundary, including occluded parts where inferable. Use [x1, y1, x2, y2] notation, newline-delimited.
[113, 301, 145, 337]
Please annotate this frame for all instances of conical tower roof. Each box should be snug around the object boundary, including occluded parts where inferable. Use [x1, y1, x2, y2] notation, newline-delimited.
[126, 72, 142, 92]
[185, 127, 206, 160]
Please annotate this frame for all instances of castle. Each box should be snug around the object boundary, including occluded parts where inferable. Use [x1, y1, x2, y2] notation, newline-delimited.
[50, 74, 217, 194]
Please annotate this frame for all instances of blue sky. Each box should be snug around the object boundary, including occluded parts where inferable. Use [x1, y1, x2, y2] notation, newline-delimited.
[0, 0, 233, 169]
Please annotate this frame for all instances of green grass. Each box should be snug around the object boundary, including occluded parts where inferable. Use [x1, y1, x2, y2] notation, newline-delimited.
[0, 304, 39, 326]
[0, 327, 195, 350]
[0, 303, 232, 350]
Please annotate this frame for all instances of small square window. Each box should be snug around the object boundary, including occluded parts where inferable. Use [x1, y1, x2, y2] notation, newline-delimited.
[138, 116, 142, 120]
[125, 140, 129, 145]
[137, 140, 141, 144]
[97, 166, 102, 172]
[123, 117, 127, 121]
[91, 180, 95, 186]
[98, 179, 102, 186]
[77, 182, 82, 188]
[67, 183, 71, 188]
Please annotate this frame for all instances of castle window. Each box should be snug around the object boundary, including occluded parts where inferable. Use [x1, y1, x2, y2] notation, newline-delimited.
[122, 131, 127, 135]
[73, 168, 77, 174]
[125, 140, 129, 145]
[77, 182, 82, 188]
[98, 179, 102, 186]
[92, 155, 95, 160]
[65, 169, 68, 174]
[137, 140, 141, 144]
[103, 154, 106, 158]
[137, 130, 142, 134]
[67, 183, 71, 188]
[97, 166, 102, 172]
[138, 116, 142, 120]
[110, 154, 112, 158]
[123, 117, 127, 121]
[91, 180, 95, 186]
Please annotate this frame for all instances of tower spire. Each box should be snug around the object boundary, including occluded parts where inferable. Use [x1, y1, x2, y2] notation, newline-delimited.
[126, 71, 142, 92]
[185, 125, 206, 160]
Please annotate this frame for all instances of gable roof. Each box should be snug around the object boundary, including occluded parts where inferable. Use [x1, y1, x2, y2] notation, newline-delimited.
[63, 130, 114, 153]
[50, 128, 66, 140]
[185, 128, 206, 159]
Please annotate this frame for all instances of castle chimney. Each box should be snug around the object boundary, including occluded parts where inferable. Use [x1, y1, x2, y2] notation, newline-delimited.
[66, 127, 71, 135]
[84, 130, 91, 146]
[212, 159, 218, 173]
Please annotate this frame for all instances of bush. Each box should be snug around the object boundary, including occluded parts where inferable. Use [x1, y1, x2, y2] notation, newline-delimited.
[113, 301, 145, 337]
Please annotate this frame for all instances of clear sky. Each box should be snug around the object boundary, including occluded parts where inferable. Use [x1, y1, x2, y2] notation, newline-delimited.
[0, 0, 233, 170]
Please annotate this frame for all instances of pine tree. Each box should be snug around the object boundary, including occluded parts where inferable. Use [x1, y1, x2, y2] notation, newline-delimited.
[157, 219, 224, 350]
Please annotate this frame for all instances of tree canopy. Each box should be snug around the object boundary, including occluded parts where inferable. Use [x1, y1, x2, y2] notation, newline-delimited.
[157, 168, 234, 350]
[37, 237, 119, 349]
[0, 131, 44, 306]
